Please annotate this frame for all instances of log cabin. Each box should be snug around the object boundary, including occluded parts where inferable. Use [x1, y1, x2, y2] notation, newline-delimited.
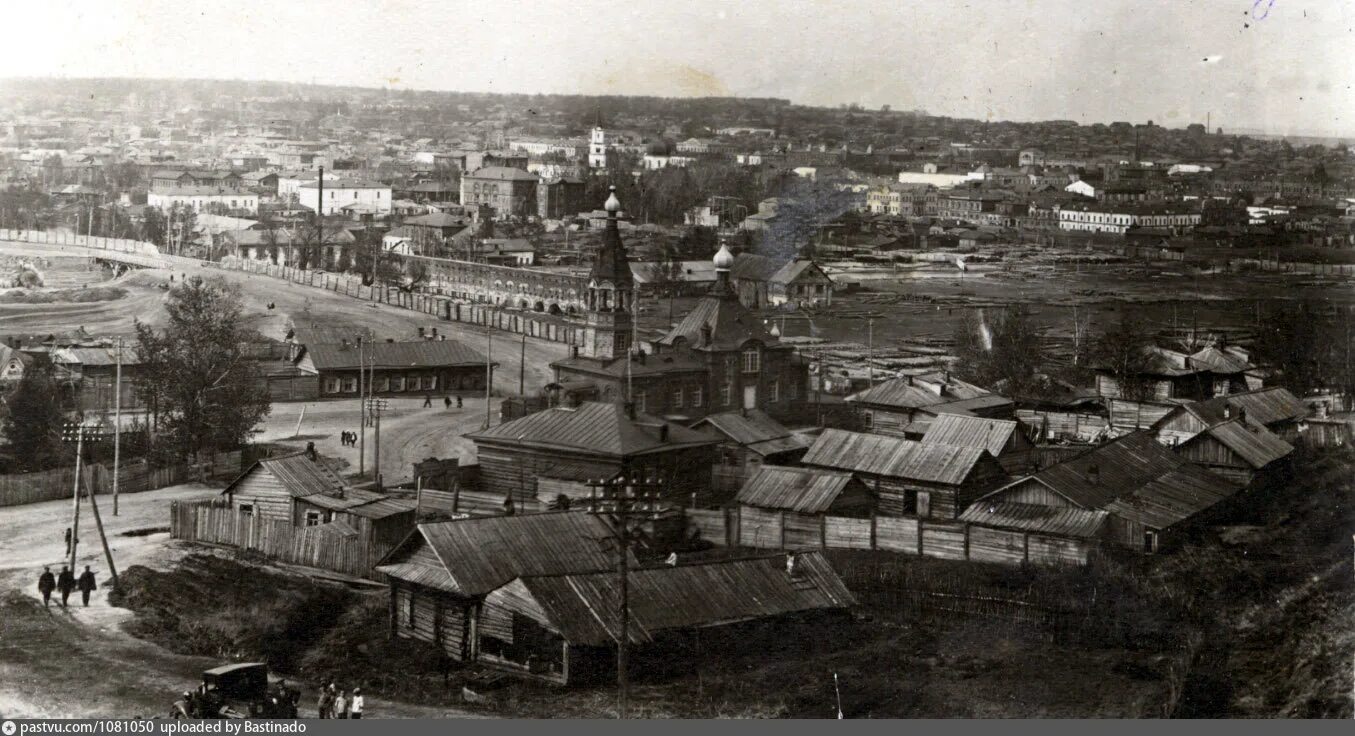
[846, 371, 1014, 438]
[920, 413, 1036, 475]
[476, 552, 855, 685]
[972, 431, 1240, 553]
[800, 428, 1008, 519]
[690, 409, 809, 501]
[1151, 387, 1308, 444]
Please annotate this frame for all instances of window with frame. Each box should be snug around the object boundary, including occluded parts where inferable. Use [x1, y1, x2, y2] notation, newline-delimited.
[392, 375, 406, 392]
[239, 503, 253, 516]
[403, 589, 415, 627]
[769, 379, 779, 402]
[672, 388, 683, 409]
[634, 391, 647, 413]
[425, 375, 438, 390]
[692, 386, 703, 407]
[742, 348, 760, 373]
[377, 376, 390, 392]
[324, 377, 341, 394]
[721, 382, 733, 407]
[304, 510, 323, 527]
[343, 377, 357, 393]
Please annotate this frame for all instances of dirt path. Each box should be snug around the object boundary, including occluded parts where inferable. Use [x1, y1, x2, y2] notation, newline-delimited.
[0, 487, 486, 719]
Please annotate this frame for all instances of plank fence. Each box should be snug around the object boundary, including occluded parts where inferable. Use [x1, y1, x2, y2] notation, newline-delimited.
[0, 450, 244, 508]
[687, 507, 1096, 567]
[171, 501, 377, 579]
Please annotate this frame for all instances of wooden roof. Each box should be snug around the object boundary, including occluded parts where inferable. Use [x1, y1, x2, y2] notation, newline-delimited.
[1179, 387, 1307, 427]
[922, 414, 1021, 456]
[223, 453, 346, 499]
[301, 340, 489, 371]
[692, 409, 807, 457]
[501, 552, 855, 645]
[736, 466, 862, 514]
[468, 401, 716, 458]
[1188, 420, 1293, 469]
[958, 501, 1108, 539]
[803, 428, 992, 486]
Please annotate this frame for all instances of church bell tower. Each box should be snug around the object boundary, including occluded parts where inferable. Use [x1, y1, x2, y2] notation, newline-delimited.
[583, 187, 634, 361]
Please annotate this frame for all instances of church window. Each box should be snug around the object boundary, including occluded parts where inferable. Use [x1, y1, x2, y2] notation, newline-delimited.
[742, 348, 760, 373]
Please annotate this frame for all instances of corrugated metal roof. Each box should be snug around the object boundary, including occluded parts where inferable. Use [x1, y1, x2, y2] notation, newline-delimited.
[736, 466, 859, 514]
[922, 414, 1020, 456]
[345, 498, 418, 519]
[468, 401, 717, 458]
[803, 428, 990, 486]
[1183, 387, 1307, 427]
[657, 288, 782, 351]
[958, 501, 1108, 539]
[418, 513, 624, 596]
[52, 346, 140, 366]
[987, 432, 1239, 528]
[512, 552, 855, 645]
[847, 373, 1003, 411]
[1193, 420, 1293, 469]
[303, 340, 489, 371]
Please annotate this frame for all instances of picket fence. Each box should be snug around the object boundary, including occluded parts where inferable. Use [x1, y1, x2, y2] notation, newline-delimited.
[170, 501, 376, 579]
[687, 507, 1096, 568]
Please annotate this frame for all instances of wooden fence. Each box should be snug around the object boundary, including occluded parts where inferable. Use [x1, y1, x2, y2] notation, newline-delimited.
[171, 501, 375, 579]
[0, 450, 244, 508]
[688, 507, 1095, 567]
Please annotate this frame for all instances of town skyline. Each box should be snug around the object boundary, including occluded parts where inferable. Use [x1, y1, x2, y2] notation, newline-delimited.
[3, 0, 1353, 138]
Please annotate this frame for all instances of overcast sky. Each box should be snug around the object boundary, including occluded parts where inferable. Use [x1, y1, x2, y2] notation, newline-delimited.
[4, 0, 1352, 136]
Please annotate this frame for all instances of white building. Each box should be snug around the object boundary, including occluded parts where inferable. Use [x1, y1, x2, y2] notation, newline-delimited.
[588, 126, 612, 169]
[278, 170, 341, 202]
[1065, 180, 1097, 198]
[299, 180, 392, 216]
[148, 187, 259, 215]
[642, 154, 696, 171]
[1058, 203, 1201, 235]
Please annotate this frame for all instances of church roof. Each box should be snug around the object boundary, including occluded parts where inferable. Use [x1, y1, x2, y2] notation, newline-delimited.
[589, 187, 634, 287]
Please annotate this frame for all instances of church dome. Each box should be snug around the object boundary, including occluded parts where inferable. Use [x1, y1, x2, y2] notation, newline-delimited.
[713, 243, 735, 270]
[604, 186, 621, 213]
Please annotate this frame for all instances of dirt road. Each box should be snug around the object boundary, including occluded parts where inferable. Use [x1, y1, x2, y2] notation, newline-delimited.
[0, 487, 485, 719]
[0, 240, 567, 395]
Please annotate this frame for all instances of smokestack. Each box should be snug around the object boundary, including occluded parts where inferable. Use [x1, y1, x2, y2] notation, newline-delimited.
[1223, 403, 1232, 419]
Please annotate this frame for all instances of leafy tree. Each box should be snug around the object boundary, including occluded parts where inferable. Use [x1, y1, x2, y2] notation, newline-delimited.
[134, 277, 271, 460]
[1093, 310, 1155, 401]
[1253, 300, 1351, 400]
[1, 357, 68, 471]
[141, 206, 166, 246]
[952, 305, 1043, 396]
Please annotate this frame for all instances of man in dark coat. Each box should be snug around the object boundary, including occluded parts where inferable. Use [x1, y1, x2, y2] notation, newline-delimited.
[64, 527, 72, 554]
[443, 396, 451, 410]
[77, 566, 97, 606]
[56, 566, 76, 608]
[38, 567, 56, 608]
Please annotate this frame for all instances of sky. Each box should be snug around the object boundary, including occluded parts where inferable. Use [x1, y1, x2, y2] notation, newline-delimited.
[3, 0, 1353, 136]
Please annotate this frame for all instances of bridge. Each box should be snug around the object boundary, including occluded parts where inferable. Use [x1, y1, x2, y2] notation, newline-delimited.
[0, 228, 167, 270]
[400, 254, 591, 316]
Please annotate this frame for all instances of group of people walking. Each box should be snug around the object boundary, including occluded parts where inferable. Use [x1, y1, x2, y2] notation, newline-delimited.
[37, 564, 98, 608]
[339, 430, 359, 447]
[317, 683, 364, 719]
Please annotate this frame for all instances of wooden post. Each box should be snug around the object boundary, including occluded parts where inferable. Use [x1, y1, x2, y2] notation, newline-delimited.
[83, 471, 119, 589]
[779, 510, 787, 549]
[870, 512, 878, 551]
[113, 337, 122, 516]
[69, 432, 83, 570]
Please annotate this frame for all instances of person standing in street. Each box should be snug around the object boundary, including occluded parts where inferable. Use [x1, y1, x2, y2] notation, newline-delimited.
[56, 566, 76, 608]
[64, 527, 72, 555]
[333, 689, 348, 719]
[77, 566, 97, 606]
[38, 567, 56, 608]
[423, 394, 432, 408]
[456, 395, 463, 410]
[317, 683, 334, 719]
[443, 396, 451, 410]
[349, 688, 364, 719]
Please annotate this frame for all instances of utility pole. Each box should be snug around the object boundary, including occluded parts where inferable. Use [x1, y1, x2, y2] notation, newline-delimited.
[519, 334, 526, 396]
[357, 337, 366, 477]
[62, 424, 118, 587]
[866, 315, 875, 388]
[113, 337, 122, 515]
[586, 473, 663, 719]
[366, 397, 389, 488]
[483, 331, 493, 430]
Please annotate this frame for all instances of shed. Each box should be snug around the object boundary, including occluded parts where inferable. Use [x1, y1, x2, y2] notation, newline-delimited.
[801, 428, 1008, 519]
[221, 452, 346, 523]
[477, 552, 855, 685]
[690, 409, 809, 497]
[736, 466, 874, 549]
[921, 414, 1035, 474]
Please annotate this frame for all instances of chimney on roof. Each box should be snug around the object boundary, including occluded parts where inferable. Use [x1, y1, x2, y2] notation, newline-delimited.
[700, 324, 712, 347]
[1223, 403, 1232, 419]
[785, 551, 801, 578]
[636, 348, 646, 365]
[1087, 463, 1100, 485]
[440, 334, 446, 341]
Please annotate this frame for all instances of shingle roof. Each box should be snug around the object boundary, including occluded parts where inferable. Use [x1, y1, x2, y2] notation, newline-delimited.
[987, 432, 1238, 522]
[468, 401, 717, 457]
[378, 514, 623, 596]
[803, 428, 991, 486]
[302, 340, 488, 371]
[507, 552, 855, 645]
[736, 466, 861, 514]
[958, 501, 1108, 539]
[922, 414, 1021, 456]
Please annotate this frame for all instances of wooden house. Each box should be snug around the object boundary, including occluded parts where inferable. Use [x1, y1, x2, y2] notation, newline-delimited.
[957, 502, 1110, 566]
[476, 552, 855, 685]
[800, 428, 1008, 519]
[847, 372, 1014, 438]
[1151, 387, 1308, 443]
[1172, 420, 1293, 487]
[973, 432, 1240, 553]
[690, 409, 809, 499]
[294, 339, 493, 399]
[374, 513, 625, 663]
[466, 401, 719, 508]
[735, 466, 874, 549]
[1092, 345, 1256, 402]
[920, 414, 1035, 474]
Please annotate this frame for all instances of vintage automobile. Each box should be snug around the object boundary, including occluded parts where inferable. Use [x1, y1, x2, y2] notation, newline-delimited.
[171, 663, 299, 719]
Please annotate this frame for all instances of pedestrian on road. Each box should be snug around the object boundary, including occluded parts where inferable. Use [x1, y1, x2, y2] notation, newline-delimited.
[57, 566, 76, 608]
[318, 683, 334, 719]
[423, 394, 432, 408]
[350, 688, 364, 719]
[38, 567, 56, 608]
[443, 396, 451, 410]
[64, 527, 72, 555]
[333, 689, 348, 719]
[77, 566, 97, 606]
[339, 431, 347, 447]
[456, 396, 463, 409]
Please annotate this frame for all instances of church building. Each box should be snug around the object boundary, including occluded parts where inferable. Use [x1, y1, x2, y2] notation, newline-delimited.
[550, 189, 809, 423]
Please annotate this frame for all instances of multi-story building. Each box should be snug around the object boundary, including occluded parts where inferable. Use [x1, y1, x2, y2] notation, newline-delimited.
[588, 124, 614, 169]
[537, 176, 587, 220]
[1058, 202, 1202, 235]
[148, 187, 259, 215]
[460, 166, 540, 219]
[298, 180, 392, 216]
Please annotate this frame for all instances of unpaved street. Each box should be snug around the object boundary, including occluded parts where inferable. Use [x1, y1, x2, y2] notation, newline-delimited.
[0, 487, 485, 719]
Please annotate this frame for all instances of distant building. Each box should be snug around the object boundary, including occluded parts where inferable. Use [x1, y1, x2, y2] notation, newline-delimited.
[293, 339, 493, 398]
[1058, 202, 1201, 235]
[460, 167, 540, 219]
[298, 180, 391, 216]
[729, 253, 834, 308]
[148, 187, 259, 215]
[536, 176, 586, 220]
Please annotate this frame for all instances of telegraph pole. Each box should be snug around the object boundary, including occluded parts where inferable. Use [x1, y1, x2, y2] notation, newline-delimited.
[586, 473, 663, 720]
[366, 397, 389, 488]
[62, 423, 118, 586]
[113, 337, 122, 516]
[483, 331, 493, 430]
[519, 334, 526, 396]
[357, 337, 366, 477]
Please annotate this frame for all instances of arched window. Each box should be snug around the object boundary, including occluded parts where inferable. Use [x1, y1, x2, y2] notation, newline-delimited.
[742, 347, 760, 374]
